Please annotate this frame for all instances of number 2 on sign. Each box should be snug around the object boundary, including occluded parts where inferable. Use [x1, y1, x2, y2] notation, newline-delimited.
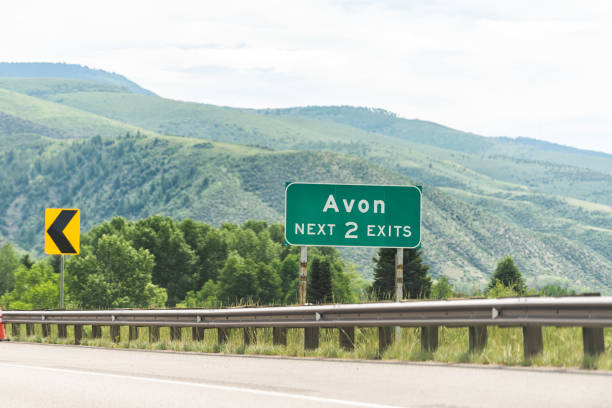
[345, 222, 358, 239]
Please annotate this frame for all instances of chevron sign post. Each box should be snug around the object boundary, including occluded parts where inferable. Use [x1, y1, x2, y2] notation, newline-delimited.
[45, 208, 80, 309]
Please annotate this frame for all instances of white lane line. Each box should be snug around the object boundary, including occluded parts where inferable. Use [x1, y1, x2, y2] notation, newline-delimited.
[0, 362, 403, 408]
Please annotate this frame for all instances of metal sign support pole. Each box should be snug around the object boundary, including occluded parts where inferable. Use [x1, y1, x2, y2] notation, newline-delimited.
[60, 255, 65, 309]
[395, 248, 404, 302]
[299, 246, 308, 304]
[395, 248, 404, 341]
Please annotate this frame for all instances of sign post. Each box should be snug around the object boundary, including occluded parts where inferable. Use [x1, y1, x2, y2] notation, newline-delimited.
[299, 246, 308, 304]
[45, 208, 80, 309]
[395, 248, 404, 341]
[285, 183, 422, 306]
[395, 248, 404, 302]
[60, 254, 65, 308]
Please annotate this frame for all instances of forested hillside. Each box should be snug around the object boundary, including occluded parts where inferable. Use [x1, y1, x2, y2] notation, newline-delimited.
[0, 132, 610, 291]
[24, 85, 611, 273]
[0, 67, 611, 293]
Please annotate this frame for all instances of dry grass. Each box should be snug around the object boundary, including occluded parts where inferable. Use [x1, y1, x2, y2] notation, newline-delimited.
[9, 323, 612, 370]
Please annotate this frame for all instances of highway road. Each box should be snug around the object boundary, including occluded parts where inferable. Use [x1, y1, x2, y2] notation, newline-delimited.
[1, 342, 611, 407]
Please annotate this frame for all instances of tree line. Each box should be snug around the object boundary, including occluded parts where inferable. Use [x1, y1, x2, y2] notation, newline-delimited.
[0, 216, 579, 310]
[1, 217, 362, 309]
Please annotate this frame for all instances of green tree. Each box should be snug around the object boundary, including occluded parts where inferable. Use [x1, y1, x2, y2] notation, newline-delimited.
[49, 255, 62, 274]
[279, 254, 299, 294]
[257, 260, 282, 304]
[308, 258, 333, 304]
[372, 248, 432, 299]
[1, 262, 59, 310]
[181, 280, 221, 308]
[487, 280, 519, 298]
[127, 216, 196, 306]
[311, 247, 354, 303]
[82, 216, 127, 250]
[230, 228, 258, 260]
[431, 276, 453, 300]
[539, 284, 576, 297]
[487, 256, 526, 295]
[253, 229, 280, 265]
[179, 219, 227, 289]
[20, 253, 34, 269]
[330, 260, 354, 303]
[217, 252, 259, 304]
[0, 243, 20, 294]
[67, 234, 166, 309]
[241, 220, 268, 234]
[268, 223, 285, 244]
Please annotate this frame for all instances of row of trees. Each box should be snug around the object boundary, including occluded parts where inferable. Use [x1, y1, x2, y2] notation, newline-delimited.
[0, 215, 579, 310]
[1, 217, 367, 309]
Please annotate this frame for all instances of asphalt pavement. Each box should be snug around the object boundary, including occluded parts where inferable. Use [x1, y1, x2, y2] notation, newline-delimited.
[1, 342, 611, 407]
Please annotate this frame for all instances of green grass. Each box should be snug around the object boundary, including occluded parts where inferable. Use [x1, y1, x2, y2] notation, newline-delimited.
[9, 324, 612, 370]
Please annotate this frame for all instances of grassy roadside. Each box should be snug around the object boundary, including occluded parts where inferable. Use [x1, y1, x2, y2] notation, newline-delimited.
[8, 324, 612, 370]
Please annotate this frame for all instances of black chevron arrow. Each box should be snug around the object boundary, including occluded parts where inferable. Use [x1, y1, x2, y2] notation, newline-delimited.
[47, 210, 78, 254]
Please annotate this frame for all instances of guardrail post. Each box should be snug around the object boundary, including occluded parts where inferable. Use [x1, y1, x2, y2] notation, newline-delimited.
[92, 325, 102, 339]
[522, 326, 543, 358]
[58, 324, 67, 338]
[339, 327, 355, 351]
[74, 325, 83, 345]
[110, 325, 120, 343]
[469, 326, 488, 352]
[582, 327, 605, 356]
[218, 328, 230, 345]
[192, 327, 204, 341]
[11, 323, 20, 337]
[129, 326, 139, 341]
[170, 326, 182, 341]
[244, 328, 256, 345]
[421, 326, 439, 353]
[26, 323, 34, 337]
[149, 326, 160, 342]
[378, 326, 393, 356]
[42, 324, 50, 338]
[273, 328, 287, 346]
[304, 327, 319, 350]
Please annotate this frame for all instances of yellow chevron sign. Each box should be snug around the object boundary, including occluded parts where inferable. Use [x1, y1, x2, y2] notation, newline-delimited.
[45, 208, 80, 255]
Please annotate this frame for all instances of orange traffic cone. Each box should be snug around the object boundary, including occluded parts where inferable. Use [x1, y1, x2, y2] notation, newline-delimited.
[0, 307, 8, 341]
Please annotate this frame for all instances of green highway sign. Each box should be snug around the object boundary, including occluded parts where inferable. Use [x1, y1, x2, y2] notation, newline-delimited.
[285, 183, 421, 248]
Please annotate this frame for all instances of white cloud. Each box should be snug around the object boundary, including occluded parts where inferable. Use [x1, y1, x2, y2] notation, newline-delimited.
[0, 0, 611, 153]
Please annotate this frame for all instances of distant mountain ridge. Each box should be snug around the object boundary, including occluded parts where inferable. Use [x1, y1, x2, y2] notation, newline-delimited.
[258, 106, 612, 169]
[506, 137, 612, 159]
[0, 62, 154, 96]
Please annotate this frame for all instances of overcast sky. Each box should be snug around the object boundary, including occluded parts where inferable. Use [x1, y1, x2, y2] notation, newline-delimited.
[1, 0, 611, 153]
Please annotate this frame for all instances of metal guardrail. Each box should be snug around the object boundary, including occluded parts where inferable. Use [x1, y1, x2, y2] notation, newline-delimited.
[4, 297, 612, 327]
[3, 297, 611, 358]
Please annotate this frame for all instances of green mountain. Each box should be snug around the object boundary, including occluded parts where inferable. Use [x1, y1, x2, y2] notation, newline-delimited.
[0, 63, 154, 95]
[27, 88, 612, 261]
[0, 71, 611, 293]
[0, 88, 149, 139]
[260, 106, 612, 174]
